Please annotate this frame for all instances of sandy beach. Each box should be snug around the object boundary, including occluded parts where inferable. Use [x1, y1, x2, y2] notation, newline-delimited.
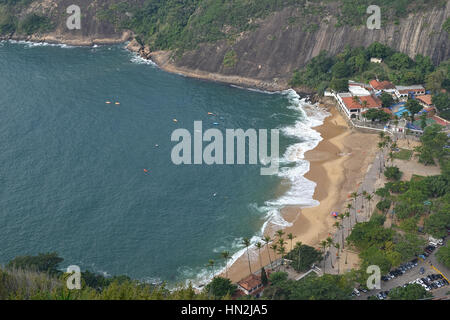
[223, 99, 380, 283]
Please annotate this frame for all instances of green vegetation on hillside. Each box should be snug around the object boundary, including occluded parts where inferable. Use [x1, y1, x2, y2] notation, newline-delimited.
[289, 42, 445, 92]
[0, 2, 54, 35]
[335, 0, 447, 27]
[95, 0, 443, 53]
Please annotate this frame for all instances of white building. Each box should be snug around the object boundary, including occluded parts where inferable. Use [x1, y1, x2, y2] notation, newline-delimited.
[394, 85, 426, 99]
[370, 57, 383, 63]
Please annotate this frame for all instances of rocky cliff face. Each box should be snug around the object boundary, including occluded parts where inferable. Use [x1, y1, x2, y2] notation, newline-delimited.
[174, 2, 450, 87]
[6, 0, 450, 88]
[3, 0, 137, 45]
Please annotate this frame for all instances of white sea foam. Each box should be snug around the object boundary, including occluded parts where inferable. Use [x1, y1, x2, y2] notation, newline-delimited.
[4, 39, 75, 49]
[128, 49, 158, 67]
[184, 88, 330, 288]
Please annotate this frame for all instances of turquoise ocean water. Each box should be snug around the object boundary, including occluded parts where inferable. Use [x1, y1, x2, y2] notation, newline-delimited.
[0, 41, 327, 285]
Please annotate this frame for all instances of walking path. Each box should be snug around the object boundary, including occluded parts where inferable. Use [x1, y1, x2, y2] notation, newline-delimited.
[323, 148, 385, 274]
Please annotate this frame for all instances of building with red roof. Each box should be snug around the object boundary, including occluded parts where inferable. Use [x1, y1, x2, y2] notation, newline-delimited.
[335, 92, 383, 119]
[370, 79, 395, 91]
[236, 274, 264, 296]
[416, 94, 433, 107]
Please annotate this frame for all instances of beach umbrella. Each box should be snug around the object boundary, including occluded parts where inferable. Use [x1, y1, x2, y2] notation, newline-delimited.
[331, 212, 338, 218]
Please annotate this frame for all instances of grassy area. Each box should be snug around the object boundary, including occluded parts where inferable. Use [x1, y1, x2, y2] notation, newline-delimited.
[393, 148, 413, 161]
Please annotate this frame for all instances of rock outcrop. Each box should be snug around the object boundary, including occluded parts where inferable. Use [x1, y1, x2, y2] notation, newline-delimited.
[5, 0, 450, 89]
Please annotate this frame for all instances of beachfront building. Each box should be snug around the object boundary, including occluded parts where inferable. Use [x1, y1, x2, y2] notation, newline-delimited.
[394, 85, 426, 99]
[416, 94, 434, 108]
[348, 82, 372, 97]
[236, 274, 264, 297]
[335, 92, 382, 120]
[369, 79, 396, 95]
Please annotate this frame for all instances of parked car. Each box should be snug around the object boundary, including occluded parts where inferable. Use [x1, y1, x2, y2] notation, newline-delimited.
[419, 267, 425, 275]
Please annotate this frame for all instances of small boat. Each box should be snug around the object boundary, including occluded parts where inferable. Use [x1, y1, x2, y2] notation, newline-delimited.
[105, 101, 111, 104]
[173, 119, 178, 122]
[213, 122, 219, 125]
[115, 102, 120, 105]
[143, 169, 149, 173]
[208, 112, 215, 115]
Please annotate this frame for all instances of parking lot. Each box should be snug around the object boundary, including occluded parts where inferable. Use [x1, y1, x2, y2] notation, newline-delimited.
[354, 246, 450, 300]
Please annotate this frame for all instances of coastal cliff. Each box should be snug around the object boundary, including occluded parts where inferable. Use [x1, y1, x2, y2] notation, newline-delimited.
[171, 3, 450, 88]
[2, 0, 449, 89]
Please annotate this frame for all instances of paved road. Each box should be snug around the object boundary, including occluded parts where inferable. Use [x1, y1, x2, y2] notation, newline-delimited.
[322, 148, 385, 274]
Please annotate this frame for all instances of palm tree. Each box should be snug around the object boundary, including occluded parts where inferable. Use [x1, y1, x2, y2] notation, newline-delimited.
[377, 141, 385, 170]
[335, 243, 340, 256]
[270, 244, 278, 267]
[255, 242, 263, 270]
[334, 243, 341, 274]
[344, 210, 351, 231]
[287, 233, 295, 251]
[350, 192, 358, 208]
[277, 246, 286, 271]
[263, 236, 273, 268]
[208, 259, 215, 277]
[365, 193, 374, 218]
[320, 240, 327, 269]
[326, 237, 334, 269]
[294, 241, 303, 271]
[221, 251, 230, 279]
[276, 229, 285, 239]
[346, 203, 353, 226]
[243, 237, 252, 275]
[361, 190, 368, 210]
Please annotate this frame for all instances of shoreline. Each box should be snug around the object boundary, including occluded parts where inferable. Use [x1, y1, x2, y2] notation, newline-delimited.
[148, 50, 292, 93]
[2, 37, 378, 284]
[0, 31, 132, 47]
[221, 101, 379, 283]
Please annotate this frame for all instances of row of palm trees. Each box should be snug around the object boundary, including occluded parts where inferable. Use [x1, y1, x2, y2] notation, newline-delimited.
[378, 131, 398, 169]
[207, 231, 298, 279]
[211, 187, 377, 278]
[320, 133, 392, 273]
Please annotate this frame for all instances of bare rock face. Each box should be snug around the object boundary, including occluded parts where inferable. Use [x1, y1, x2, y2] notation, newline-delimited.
[174, 3, 450, 84]
[9, 0, 450, 87]
[126, 39, 142, 53]
[141, 45, 152, 59]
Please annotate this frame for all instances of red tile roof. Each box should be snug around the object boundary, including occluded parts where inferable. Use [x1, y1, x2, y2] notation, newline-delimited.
[237, 274, 262, 292]
[370, 80, 395, 90]
[416, 95, 433, 106]
[342, 95, 382, 110]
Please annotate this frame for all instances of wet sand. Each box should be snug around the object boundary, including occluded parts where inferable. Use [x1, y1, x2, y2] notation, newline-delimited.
[223, 104, 379, 283]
